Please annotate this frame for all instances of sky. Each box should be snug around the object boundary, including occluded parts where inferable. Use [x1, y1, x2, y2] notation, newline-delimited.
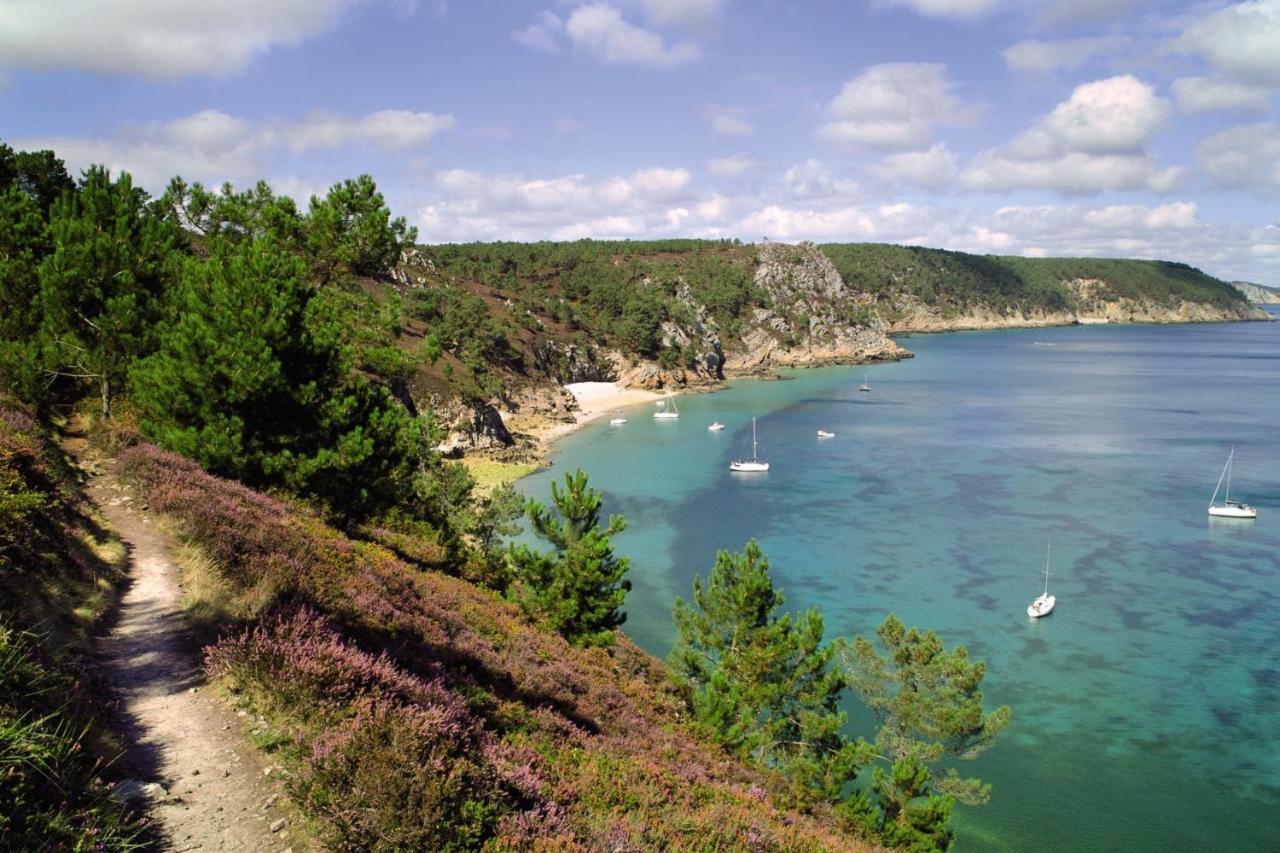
[3, 0, 1280, 283]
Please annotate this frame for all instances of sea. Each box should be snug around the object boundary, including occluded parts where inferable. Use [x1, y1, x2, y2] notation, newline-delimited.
[516, 309, 1280, 852]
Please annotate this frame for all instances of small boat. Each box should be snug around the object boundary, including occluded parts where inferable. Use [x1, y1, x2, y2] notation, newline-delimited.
[609, 417, 626, 426]
[654, 395, 679, 420]
[1208, 448, 1256, 518]
[858, 374, 871, 392]
[729, 418, 770, 472]
[1027, 542, 1056, 619]
[817, 430, 835, 438]
[708, 421, 725, 431]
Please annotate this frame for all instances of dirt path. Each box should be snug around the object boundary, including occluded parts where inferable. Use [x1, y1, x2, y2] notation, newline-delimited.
[90, 473, 306, 852]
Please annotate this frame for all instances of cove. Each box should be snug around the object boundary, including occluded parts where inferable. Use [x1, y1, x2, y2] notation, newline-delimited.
[517, 314, 1280, 852]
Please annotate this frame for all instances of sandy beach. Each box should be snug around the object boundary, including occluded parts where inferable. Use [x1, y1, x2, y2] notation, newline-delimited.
[536, 382, 671, 446]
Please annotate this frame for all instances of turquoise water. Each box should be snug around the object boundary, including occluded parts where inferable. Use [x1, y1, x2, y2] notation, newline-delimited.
[518, 313, 1280, 852]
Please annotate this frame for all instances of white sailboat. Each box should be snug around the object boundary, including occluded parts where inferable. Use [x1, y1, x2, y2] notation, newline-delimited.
[729, 418, 770, 472]
[708, 421, 725, 431]
[653, 395, 679, 420]
[1027, 542, 1056, 619]
[858, 374, 871, 392]
[1208, 448, 1257, 518]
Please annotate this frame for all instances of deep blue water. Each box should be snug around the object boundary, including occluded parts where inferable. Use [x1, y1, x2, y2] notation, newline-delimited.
[518, 312, 1280, 852]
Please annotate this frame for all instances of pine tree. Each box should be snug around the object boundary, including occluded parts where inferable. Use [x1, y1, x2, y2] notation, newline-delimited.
[841, 614, 1010, 850]
[671, 540, 870, 808]
[130, 234, 427, 520]
[36, 166, 175, 416]
[508, 469, 631, 647]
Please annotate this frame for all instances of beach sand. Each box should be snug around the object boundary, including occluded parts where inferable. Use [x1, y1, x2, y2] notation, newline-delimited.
[537, 382, 670, 446]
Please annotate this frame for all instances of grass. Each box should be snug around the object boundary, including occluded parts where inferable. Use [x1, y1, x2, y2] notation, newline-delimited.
[457, 457, 540, 494]
[0, 403, 144, 849]
[119, 440, 879, 851]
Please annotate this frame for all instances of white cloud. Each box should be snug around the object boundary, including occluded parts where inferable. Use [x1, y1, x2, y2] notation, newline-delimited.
[708, 106, 755, 137]
[1174, 0, 1280, 86]
[565, 3, 699, 67]
[707, 155, 756, 177]
[420, 164, 698, 241]
[782, 159, 861, 199]
[1197, 123, 1280, 196]
[961, 75, 1178, 195]
[876, 144, 958, 190]
[881, 0, 1000, 19]
[0, 0, 362, 79]
[818, 63, 971, 151]
[14, 108, 455, 193]
[964, 149, 1185, 195]
[1173, 76, 1273, 115]
[410, 159, 1280, 280]
[512, 11, 564, 53]
[282, 111, 457, 152]
[1003, 36, 1131, 74]
[1042, 75, 1169, 154]
[643, 0, 728, 31]
[630, 166, 691, 196]
[1035, 0, 1149, 27]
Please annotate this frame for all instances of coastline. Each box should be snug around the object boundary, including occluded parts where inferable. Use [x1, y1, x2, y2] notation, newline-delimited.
[511, 381, 673, 466]
[495, 306, 1275, 479]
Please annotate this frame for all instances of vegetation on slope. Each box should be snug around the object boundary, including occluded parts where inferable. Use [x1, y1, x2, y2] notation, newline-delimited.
[0, 405, 140, 849]
[117, 443, 871, 850]
[819, 243, 1249, 315]
[6, 136, 1240, 850]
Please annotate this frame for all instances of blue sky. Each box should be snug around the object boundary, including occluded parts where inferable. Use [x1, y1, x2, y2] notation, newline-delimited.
[4, 0, 1280, 282]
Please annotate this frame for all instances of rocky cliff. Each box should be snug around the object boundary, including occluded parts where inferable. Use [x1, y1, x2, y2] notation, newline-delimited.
[882, 277, 1270, 333]
[723, 242, 910, 372]
[1230, 281, 1280, 304]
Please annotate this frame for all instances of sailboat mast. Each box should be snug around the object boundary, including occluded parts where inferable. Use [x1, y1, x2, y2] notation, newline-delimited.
[1044, 542, 1051, 596]
[1225, 448, 1233, 503]
[752, 418, 758, 460]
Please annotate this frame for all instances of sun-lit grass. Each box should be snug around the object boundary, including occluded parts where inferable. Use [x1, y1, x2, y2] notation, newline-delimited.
[456, 457, 539, 494]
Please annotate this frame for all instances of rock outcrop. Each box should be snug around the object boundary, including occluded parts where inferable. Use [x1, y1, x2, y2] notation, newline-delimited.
[1230, 281, 1280, 305]
[721, 242, 909, 374]
[882, 278, 1270, 333]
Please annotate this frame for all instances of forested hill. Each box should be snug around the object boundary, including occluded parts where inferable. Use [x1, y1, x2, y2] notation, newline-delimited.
[819, 243, 1259, 321]
[395, 239, 1264, 443]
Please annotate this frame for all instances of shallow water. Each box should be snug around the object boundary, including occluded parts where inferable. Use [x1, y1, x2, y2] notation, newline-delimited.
[518, 312, 1280, 852]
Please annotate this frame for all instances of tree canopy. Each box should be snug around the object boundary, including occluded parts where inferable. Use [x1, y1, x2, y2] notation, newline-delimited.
[509, 469, 631, 647]
[670, 540, 870, 808]
[842, 614, 1010, 850]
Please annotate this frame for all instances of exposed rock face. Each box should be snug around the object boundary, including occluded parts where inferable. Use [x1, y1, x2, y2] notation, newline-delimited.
[1230, 281, 1280, 305]
[428, 396, 517, 456]
[389, 247, 435, 289]
[721, 242, 909, 374]
[531, 341, 616, 384]
[882, 278, 1271, 332]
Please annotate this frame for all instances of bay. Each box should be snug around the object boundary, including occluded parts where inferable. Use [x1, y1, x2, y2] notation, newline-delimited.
[517, 311, 1280, 852]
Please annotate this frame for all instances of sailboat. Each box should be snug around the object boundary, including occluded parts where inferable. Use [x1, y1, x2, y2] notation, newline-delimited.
[1027, 542, 1056, 619]
[729, 418, 770, 472]
[858, 374, 871, 392]
[1208, 448, 1257, 518]
[708, 421, 725, 431]
[653, 395, 679, 420]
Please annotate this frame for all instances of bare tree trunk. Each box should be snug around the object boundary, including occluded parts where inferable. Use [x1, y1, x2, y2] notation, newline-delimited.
[101, 373, 110, 420]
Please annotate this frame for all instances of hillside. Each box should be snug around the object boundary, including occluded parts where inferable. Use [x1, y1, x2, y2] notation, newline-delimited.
[376, 239, 1266, 456]
[1230, 281, 1280, 304]
[112, 439, 876, 850]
